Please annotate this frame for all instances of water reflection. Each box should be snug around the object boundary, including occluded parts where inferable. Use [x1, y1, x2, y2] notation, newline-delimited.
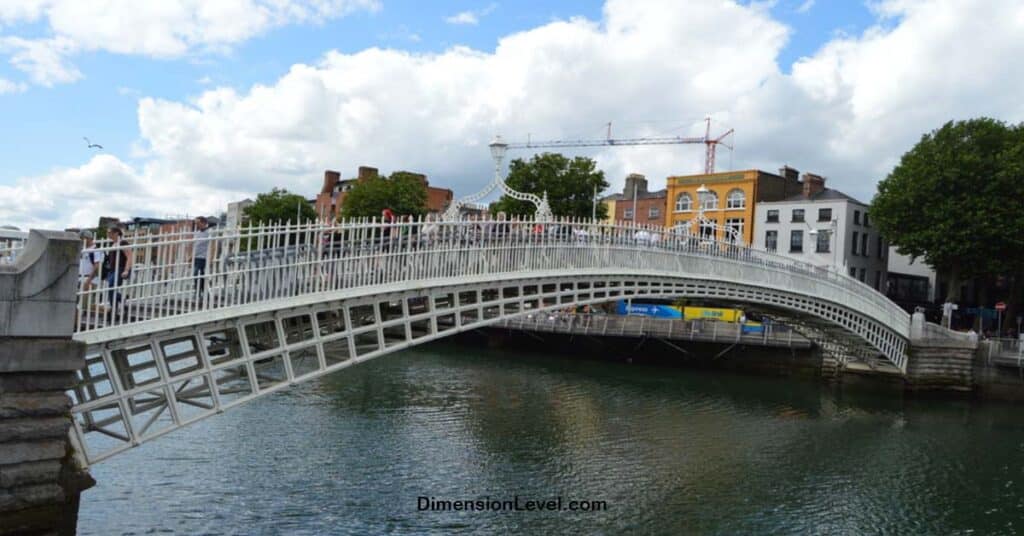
[81, 342, 1024, 535]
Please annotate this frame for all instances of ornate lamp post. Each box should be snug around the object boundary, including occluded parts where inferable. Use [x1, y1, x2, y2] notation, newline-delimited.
[443, 136, 553, 222]
[693, 184, 711, 240]
[808, 219, 837, 269]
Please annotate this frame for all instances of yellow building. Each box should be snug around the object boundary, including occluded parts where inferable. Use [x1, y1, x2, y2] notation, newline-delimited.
[665, 167, 804, 244]
[600, 198, 617, 224]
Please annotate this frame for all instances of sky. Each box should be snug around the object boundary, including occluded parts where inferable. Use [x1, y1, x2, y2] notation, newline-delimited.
[0, 0, 1021, 229]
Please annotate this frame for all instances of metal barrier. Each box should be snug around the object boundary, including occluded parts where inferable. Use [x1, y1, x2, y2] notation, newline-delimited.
[501, 312, 811, 348]
[75, 218, 908, 333]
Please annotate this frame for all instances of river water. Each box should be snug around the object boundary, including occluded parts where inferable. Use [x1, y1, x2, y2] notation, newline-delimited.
[79, 342, 1024, 535]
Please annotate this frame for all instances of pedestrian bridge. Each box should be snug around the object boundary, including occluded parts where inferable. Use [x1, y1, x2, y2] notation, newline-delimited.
[63, 218, 912, 465]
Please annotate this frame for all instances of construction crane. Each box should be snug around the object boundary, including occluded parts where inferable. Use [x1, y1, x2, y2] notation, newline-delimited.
[444, 118, 735, 221]
[508, 117, 734, 174]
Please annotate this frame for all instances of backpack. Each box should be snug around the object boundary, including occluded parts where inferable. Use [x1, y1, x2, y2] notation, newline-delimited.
[102, 242, 129, 277]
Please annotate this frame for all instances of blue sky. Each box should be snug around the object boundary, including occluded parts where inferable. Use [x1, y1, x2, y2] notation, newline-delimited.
[1, 0, 1019, 229]
[0, 0, 873, 185]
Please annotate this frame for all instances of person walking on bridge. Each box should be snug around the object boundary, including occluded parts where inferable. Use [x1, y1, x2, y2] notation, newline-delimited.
[103, 226, 132, 321]
[193, 216, 211, 301]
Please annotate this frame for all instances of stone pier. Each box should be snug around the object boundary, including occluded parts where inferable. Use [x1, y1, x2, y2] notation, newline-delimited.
[904, 312, 980, 393]
[1, 231, 94, 535]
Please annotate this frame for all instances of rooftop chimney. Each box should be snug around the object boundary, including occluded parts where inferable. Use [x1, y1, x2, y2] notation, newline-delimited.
[322, 170, 341, 194]
[801, 173, 826, 198]
[778, 165, 799, 182]
[623, 173, 648, 197]
[357, 166, 379, 182]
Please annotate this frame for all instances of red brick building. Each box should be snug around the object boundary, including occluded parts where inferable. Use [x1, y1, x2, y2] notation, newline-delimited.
[314, 166, 454, 221]
[600, 174, 667, 227]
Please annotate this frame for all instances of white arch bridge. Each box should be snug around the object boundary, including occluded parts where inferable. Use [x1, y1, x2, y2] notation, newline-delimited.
[68, 218, 910, 466]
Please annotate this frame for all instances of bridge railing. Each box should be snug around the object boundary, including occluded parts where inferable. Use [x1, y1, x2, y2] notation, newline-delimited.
[0, 242, 24, 265]
[75, 216, 908, 337]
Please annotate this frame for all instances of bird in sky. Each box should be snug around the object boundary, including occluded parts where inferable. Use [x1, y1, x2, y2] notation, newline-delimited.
[83, 137, 103, 150]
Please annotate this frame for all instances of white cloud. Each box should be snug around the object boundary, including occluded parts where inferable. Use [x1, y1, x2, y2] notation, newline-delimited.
[0, 77, 26, 94]
[796, 0, 815, 13]
[445, 3, 497, 25]
[1, 36, 81, 86]
[2, 0, 1023, 230]
[0, 0, 380, 87]
[445, 11, 479, 25]
[378, 25, 422, 43]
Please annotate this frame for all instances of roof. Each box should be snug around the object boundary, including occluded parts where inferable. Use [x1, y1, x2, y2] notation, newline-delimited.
[764, 187, 867, 205]
[601, 189, 667, 202]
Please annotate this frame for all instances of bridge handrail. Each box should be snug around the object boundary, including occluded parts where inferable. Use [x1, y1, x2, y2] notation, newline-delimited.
[0, 241, 24, 265]
[73, 216, 909, 339]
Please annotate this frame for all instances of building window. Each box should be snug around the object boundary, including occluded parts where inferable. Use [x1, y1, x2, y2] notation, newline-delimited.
[874, 271, 882, 291]
[818, 208, 832, 222]
[849, 267, 857, 277]
[766, 209, 779, 223]
[725, 218, 744, 243]
[877, 236, 884, 258]
[700, 191, 719, 211]
[864, 212, 870, 227]
[851, 231, 859, 255]
[859, 268, 866, 282]
[792, 209, 805, 223]
[861, 234, 869, 257]
[854, 210, 861, 225]
[765, 230, 778, 251]
[726, 189, 746, 209]
[815, 230, 830, 253]
[624, 208, 634, 220]
[790, 230, 803, 252]
[648, 206, 660, 219]
[674, 193, 692, 212]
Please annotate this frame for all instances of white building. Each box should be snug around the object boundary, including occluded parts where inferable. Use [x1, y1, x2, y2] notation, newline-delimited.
[225, 199, 254, 229]
[752, 175, 888, 291]
[886, 247, 937, 303]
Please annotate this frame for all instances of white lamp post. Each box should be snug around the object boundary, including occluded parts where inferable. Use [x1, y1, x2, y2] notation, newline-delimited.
[489, 136, 508, 172]
[443, 135, 553, 222]
[694, 184, 711, 239]
[808, 220, 838, 269]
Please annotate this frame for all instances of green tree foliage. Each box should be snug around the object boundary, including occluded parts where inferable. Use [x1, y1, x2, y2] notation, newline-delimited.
[490, 153, 609, 219]
[872, 118, 1024, 301]
[339, 171, 428, 219]
[244, 188, 317, 225]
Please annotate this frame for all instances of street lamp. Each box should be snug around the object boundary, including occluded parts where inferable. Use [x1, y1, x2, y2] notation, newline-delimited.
[693, 184, 711, 239]
[443, 135, 553, 221]
[807, 220, 837, 269]
[489, 136, 508, 171]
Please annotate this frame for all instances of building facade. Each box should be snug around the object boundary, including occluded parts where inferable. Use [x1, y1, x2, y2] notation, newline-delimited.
[664, 167, 803, 245]
[315, 166, 454, 220]
[600, 198, 617, 224]
[226, 199, 254, 228]
[600, 174, 666, 226]
[752, 177, 888, 291]
[886, 247, 939, 304]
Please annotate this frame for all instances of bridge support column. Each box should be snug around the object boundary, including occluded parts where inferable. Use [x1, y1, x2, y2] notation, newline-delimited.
[905, 319, 979, 393]
[1, 231, 94, 535]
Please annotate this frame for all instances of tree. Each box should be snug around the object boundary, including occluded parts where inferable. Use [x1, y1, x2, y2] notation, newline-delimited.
[339, 171, 428, 219]
[244, 188, 317, 225]
[489, 153, 609, 219]
[872, 118, 1024, 309]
